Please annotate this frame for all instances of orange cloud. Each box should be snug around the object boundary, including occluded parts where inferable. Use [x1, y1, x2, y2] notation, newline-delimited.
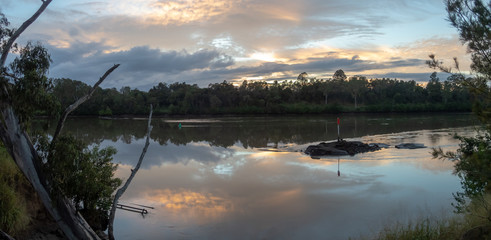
[145, 189, 233, 215]
[145, 0, 235, 25]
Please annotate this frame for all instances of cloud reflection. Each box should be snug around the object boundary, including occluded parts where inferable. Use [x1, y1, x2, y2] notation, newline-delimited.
[145, 189, 233, 220]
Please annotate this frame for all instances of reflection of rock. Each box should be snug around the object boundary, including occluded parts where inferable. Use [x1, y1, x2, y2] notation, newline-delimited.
[395, 143, 426, 149]
[305, 140, 381, 156]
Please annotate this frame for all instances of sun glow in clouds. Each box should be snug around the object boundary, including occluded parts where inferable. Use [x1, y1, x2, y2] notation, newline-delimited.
[147, 0, 234, 25]
[250, 52, 277, 62]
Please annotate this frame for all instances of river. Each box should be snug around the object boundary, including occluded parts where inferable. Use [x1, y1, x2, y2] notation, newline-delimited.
[59, 113, 477, 239]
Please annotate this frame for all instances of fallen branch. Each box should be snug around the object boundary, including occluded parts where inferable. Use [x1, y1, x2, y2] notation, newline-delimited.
[108, 105, 153, 240]
[0, 230, 15, 240]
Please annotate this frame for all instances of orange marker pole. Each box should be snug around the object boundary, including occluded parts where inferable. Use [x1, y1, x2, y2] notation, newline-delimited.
[337, 117, 340, 141]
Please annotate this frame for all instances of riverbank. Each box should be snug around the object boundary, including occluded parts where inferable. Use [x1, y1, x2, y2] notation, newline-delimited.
[54, 102, 472, 118]
[0, 145, 65, 239]
[359, 199, 491, 240]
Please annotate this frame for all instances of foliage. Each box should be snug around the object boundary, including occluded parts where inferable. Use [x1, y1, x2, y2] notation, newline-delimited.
[0, 5, 123, 238]
[1, 14, 59, 125]
[333, 69, 347, 81]
[447, 0, 491, 77]
[9, 42, 59, 124]
[39, 135, 121, 214]
[0, 13, 16, 59]
[433, 132, 491, 213]
[50, 74, 472, 116]
[429, 0, 491, 229]
[0, 144, 29, 235]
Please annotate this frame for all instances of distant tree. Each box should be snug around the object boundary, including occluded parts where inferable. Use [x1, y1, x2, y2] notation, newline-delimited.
[297, 72, 309, 83]
[348, 75, 368, 109]
[426, 72, 443, 103]
[333, 69, 347, 81]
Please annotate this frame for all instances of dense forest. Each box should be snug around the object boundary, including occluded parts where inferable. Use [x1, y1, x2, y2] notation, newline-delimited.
[52, 70, 472, 116]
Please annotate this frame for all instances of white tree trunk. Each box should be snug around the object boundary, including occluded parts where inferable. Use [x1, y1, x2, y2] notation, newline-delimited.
[0, 106, 100, 240]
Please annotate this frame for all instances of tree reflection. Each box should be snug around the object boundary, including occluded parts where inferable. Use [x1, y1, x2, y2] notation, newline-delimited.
[34, 113, 476, 148]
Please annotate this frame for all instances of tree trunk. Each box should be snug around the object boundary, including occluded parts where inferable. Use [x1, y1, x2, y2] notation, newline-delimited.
[0, 106, 100, 240]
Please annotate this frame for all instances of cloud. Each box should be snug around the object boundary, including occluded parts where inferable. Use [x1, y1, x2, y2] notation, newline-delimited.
[43, 38, 436, 89]
[47, 42, 235, 88]
[2, 0, 468, 89]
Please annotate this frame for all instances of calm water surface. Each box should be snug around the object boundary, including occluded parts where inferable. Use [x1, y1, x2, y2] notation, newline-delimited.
[62, 113, 477, 239]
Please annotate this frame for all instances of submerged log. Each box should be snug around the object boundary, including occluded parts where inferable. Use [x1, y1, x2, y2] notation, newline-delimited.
[305, 140, 381, 156]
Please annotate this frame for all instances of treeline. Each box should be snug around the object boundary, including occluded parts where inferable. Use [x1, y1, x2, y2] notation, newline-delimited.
[52, 71, 472, 116]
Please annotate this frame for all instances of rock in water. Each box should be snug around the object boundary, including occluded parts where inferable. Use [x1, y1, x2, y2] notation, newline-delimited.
[369, 143, 390, 148]
[395, 143, 426, 149]
[305, 140, 381, 156]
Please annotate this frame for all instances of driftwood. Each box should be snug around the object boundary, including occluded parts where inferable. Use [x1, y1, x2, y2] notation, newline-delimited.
[107, 105, 153, 240]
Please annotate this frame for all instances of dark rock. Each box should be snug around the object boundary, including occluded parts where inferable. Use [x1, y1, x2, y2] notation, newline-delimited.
[395, 143, 426, 149]
[305, 145, 348, 156]
[305, 140, 381, 156]
[369, 143, 390, 148]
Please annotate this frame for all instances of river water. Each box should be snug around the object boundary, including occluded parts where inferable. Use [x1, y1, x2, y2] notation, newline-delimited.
[60, 113, 478, 239]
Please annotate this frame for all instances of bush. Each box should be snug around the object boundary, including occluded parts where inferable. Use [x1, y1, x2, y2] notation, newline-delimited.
[41, 135, 122, 230]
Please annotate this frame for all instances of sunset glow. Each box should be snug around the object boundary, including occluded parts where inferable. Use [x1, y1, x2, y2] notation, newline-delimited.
[1, 0, 469, 89]
[250, 52, 277, 62]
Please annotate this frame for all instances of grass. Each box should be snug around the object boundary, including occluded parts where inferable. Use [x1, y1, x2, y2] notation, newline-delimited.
[370, 217, 467, 240]
[357, 195, 491, 240]
[0, 144, 30, 235]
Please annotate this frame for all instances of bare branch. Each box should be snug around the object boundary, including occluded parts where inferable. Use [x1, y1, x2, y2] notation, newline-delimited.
[0, 230, 15, 240]
[108, 105, 153, 240]
[51, 64, 120, 143]
[0, 0, 53, 68]
[427, 54, 452, 73]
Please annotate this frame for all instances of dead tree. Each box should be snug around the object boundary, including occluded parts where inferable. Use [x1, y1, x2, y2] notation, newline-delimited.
[107, 105, 153, 240]
[0, 1, 117, 239]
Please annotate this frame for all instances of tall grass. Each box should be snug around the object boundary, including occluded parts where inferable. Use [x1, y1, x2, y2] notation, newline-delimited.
[0, 144, 30, 235]
[371, 217, 466, 240]
[361, 196, 491, 240]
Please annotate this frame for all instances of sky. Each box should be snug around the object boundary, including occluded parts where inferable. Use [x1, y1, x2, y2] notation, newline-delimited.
[1, 0, 470, 90]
